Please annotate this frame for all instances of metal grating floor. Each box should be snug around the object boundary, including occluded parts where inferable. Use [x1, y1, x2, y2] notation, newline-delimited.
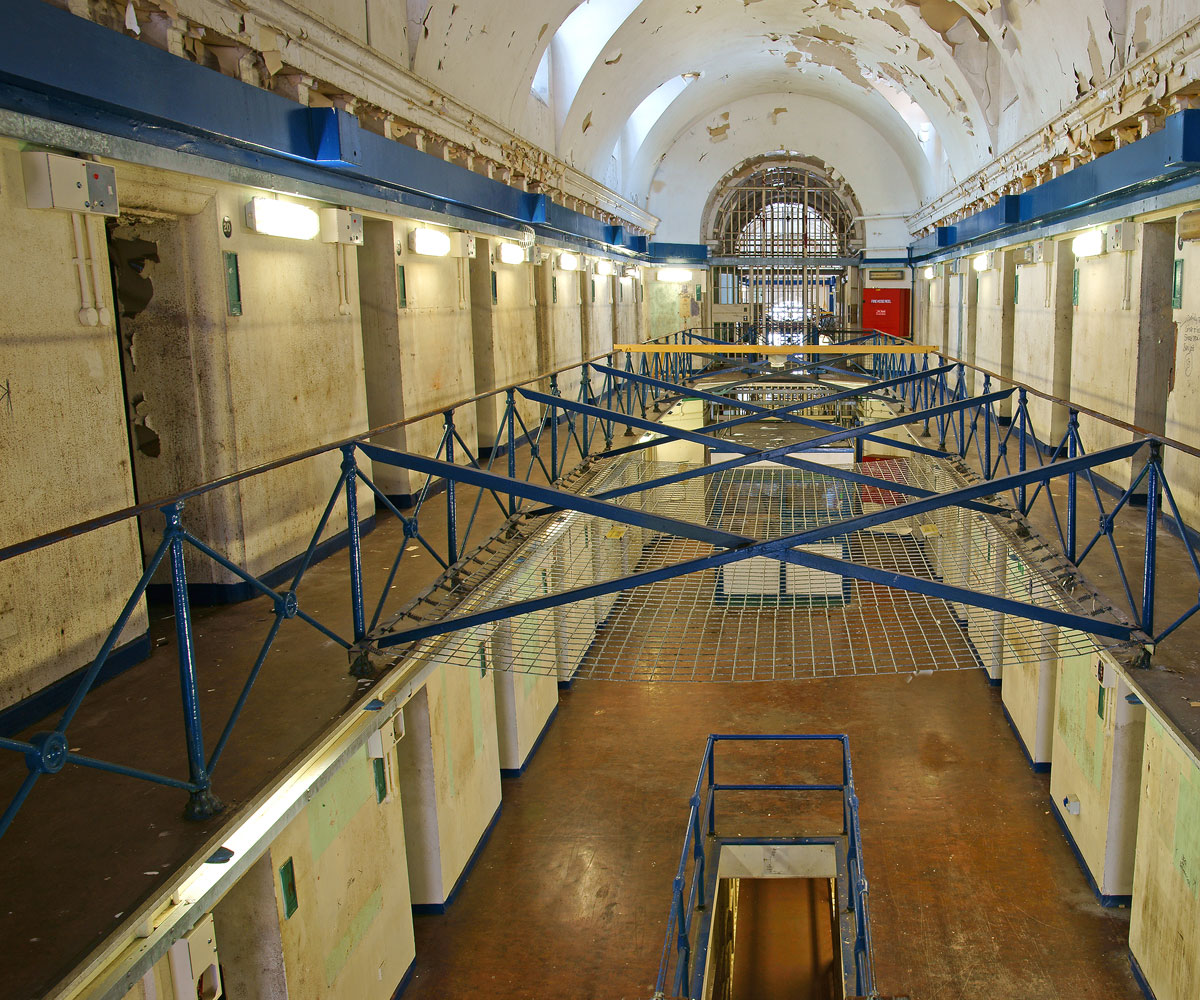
[378, 454, 1111, 682]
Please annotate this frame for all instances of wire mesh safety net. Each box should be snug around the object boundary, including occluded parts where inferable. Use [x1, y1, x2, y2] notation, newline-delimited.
[378, 452, 1112, 682]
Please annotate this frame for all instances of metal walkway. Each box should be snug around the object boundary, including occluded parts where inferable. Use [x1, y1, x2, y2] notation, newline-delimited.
[379, 452, 1109, 682]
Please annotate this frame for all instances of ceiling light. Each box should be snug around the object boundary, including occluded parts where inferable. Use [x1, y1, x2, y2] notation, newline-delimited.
[1072, 228, 1106, 259]
[658, 268, 693, 283]
[409, 227, 452, 257]
[244, 197, 320, 240]
[558, 252, 580, 271]
[496, 242, 526, 265]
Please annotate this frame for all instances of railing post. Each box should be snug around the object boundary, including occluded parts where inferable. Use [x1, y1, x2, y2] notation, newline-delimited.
[580, 364, 591, 454]
[1143, 441, 1161, 637]
[1017, 388, 1028, 513]
[341, 446, 367, 643]
[443, 410, 459, 566]
[506, 389, 517, 516]
[549, 373, 561, 480]
[957, 364, 967, 456]
[982, 374, 992, 480]
[707, 741, 716, 836]
[1067, 410, 1079, 563]
[163, 502, 225, 821]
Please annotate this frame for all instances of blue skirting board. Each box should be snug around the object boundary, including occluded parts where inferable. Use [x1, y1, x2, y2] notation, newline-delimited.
[500, 704, 559, 778]
[1049, 797, 1132, 907]
[390, 958, 417, 999]
[411, 802, 503, 915]
[1000, 702, 1052, 773]
[1129, 951, 1159, 1000]
[0, 632, 151, 737]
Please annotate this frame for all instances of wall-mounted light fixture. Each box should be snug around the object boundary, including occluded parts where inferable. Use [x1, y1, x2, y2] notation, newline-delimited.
[1071, 228, 1106, 259]
[972, 253, 990, 272]
[409, 227, 452, 257]
[922, 266, 935, 280]
[245, 197, 320, 240]
[495, 242, 526, 265]
[557, 252, 581, 271]
[657, 268, 693, 283]
[594, 259, 615, 277]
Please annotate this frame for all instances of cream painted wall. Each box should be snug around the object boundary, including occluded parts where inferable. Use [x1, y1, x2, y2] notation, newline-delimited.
[0, 143, 146, 710]
[613, 275, 641, 347]
[269, 743, 416, 998]
[534, 261, 586, 406]
[1129, 715, 1200, 1000]
[396, 657, 502, 905]
[974, 253, 1016, 419]
[470, 244, 540, 451]
[212, 183, 372, 580]
[1012, 246, 1075, 447]
[358, 219, 478, 499]
[1049, 651, 1146, 897]
[1070, 243, 1144, 488]
[582, 272, 616, 360]
[1164, 227, 1200, 524]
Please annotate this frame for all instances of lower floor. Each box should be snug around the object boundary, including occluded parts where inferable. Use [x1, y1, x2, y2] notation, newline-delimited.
[400, 672, 1140, 1000]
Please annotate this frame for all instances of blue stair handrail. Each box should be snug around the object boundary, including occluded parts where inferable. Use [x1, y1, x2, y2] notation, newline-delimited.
[654, 733, 875, 999]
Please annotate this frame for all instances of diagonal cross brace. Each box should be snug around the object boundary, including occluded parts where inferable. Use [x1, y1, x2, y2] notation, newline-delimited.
[363, 440, 1144, 650]
[566, 391, 1013, 508]
[358, 442, 748, 552]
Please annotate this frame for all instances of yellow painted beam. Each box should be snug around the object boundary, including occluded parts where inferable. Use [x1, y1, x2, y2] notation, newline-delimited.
[614, 343, 937, 355]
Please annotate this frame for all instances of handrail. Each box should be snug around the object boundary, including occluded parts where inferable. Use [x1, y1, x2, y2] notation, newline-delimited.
[655, 734, 875, 1000]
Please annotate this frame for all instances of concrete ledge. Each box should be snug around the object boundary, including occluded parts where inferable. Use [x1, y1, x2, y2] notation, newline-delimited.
[0, 632, 151, 737]
[1001, 702, 1052, 774]
[500, 704, 559, 778]
[147, 516, 376, 606]
[411, 802, 503, 916]
[1049, 796, 1132, 908]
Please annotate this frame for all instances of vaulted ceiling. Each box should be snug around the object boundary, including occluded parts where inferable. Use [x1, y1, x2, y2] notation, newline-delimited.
[407, 1, 1192, 243]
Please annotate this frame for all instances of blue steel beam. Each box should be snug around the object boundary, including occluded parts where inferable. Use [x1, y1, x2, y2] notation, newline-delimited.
[364, 442, 1145, 650]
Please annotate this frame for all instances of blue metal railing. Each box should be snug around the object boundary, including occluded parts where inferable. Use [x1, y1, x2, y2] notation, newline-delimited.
[0, 333, 707, 838]
[4, 325, 1200, 839]
[655, 734, 875, 1000]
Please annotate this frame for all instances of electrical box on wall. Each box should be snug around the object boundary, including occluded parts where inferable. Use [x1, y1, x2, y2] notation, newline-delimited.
[319, 208, 363, 245]
[1032, 239, 1055, 264]
[168, 913, 223, 999]
[1095, 654, 1117, 689]
[449, 233, 476, 259]
[1106, 222, 1134, 253]
[22, 152, 118, 216]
